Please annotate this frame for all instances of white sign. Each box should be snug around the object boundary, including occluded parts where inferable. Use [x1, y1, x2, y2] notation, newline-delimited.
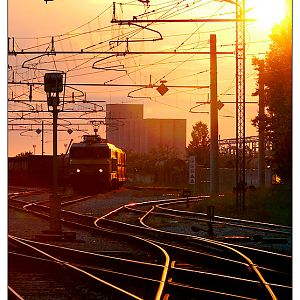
[189, 156, 196, 185]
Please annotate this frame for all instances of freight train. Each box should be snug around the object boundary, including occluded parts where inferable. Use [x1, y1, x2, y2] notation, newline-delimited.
[69, 135, 126, 190]
[8, 154, 68, 187]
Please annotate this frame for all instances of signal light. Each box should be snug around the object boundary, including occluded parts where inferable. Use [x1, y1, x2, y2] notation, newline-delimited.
[44, 73, 63, 93]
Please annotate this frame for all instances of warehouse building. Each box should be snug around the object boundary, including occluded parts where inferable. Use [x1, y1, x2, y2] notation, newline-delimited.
[106, 104, 186, 157]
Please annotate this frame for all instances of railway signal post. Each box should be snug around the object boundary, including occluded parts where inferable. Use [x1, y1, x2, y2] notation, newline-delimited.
[44, 72, 64, 234]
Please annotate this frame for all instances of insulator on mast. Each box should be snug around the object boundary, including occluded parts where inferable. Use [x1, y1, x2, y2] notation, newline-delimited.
[112, 2, 116, 21]
[51, 37, 55, 52]
[29, 85, 32, 101]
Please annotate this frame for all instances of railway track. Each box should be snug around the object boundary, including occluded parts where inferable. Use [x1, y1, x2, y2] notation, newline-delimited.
[8, 189, 292, 299]
[9, 235, 161, 299]
[155, 201, 292, 236]
[104, 198, 291, 251]
[9, 191, 170, 299]
[96, 199, 292, 299]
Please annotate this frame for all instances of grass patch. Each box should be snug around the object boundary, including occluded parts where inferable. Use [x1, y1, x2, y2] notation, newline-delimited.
[191, 185, 292, 226]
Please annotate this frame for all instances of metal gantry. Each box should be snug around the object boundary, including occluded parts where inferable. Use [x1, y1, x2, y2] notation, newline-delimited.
[235, 0, 246, 208]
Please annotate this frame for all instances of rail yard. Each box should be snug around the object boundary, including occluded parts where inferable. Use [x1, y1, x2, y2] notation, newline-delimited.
[8, 186, 292, 299]
[7, 1, 293, 299]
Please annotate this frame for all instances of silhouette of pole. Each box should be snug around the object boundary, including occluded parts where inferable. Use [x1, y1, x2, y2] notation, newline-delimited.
[44, 72, 63, 234]
[235, 0, 246, 209]
[210, 34, 219, 195]
[42, 121, 44, 155]
[50, 93, 61, 233]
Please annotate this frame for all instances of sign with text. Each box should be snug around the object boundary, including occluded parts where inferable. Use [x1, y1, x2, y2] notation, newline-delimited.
[189, 156, 196, 185]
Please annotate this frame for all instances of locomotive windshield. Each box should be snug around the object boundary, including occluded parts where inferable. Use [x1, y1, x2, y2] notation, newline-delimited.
[70, 146, 110, 159]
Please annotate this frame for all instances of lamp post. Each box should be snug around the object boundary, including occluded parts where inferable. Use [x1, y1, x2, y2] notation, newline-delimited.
[44, 72, 64, 234]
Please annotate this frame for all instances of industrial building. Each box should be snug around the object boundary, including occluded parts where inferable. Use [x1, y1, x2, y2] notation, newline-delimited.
[106, 104, 186, 157]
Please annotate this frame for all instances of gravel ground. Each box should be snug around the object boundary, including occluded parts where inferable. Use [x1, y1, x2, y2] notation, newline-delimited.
[64, 187, 166, 216]
[8, 188, 160, 254]
[9, 208, 138, 254]
[8, 186, 292, 300]
[8, 186, 292, 255]
[7, 186, 168, 299]
[155, 219, 292, 255]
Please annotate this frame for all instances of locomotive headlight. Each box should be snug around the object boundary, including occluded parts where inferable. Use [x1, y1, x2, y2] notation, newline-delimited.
[76, 169, 81, 173]
[99, 168, 103, 173]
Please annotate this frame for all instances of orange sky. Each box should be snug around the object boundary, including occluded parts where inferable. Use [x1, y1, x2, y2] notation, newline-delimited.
[7, 0, 291, 157]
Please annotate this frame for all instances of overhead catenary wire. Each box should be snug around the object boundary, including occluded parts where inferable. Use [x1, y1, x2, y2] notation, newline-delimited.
[8, 0, 234, 96]
[8, 0, 268, 143]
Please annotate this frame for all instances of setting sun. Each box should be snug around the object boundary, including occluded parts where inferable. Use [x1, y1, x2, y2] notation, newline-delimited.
[248, 0, 287, 32]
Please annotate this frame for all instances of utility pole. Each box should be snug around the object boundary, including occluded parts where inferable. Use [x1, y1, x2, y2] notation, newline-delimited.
[258, 60, 265, 188]
[210, 34, 219, 196]
[42, 121, 44, 155]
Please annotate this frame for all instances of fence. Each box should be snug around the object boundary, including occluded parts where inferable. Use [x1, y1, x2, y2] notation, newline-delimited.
[195, 167, 272, 195]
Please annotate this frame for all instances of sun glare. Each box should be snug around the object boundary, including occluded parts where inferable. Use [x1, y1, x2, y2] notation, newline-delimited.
[248, 0, 287, 32]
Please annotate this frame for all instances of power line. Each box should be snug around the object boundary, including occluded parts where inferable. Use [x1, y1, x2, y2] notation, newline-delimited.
[9, 50, 233, 55]
[8, 81, 209, 89]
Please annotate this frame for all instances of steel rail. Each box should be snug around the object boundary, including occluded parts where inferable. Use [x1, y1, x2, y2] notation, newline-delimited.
[111, 203, 292, 238]
[12, 234, 164, 270]
[9, 250, 163, 285]
[9, 192, 280, 299]
[8, 286, 25, 300]
[9, 199, 173, 300]
[155, 204, 292, 234]
[119, 197, 291, 235]
[21, 194, 291, 269]
[9, 235, 143, 299]
[11, 195, 170, 288]
[94, 216, 170, 300]
[98, 209, 290, 292]
[138, 207, 278, 299]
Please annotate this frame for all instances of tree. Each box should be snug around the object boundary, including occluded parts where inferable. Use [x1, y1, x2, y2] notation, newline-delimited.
[126, 146, 187, 186]
[187, 121, 210, 166]
[16, 151, 33, 157]
[252, 14, 292, 183]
